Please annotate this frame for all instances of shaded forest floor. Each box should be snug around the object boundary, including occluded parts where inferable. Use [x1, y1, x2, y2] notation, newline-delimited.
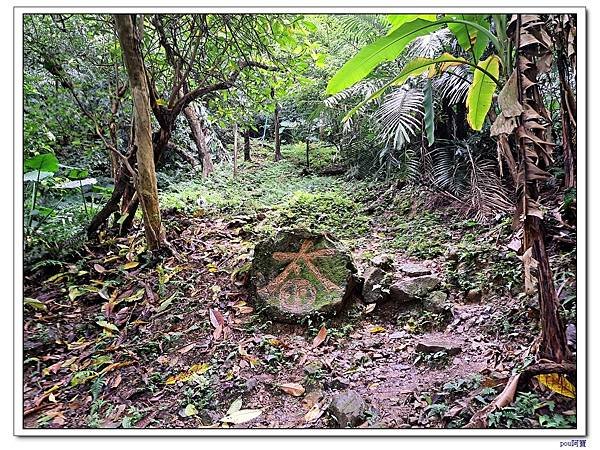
[23, 143, 577, 429]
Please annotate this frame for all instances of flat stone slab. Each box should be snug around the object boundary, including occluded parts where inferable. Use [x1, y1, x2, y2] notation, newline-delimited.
[416, 340, 462, 356]
[399, 262, 432, 277]
[251, 230, 355, 322]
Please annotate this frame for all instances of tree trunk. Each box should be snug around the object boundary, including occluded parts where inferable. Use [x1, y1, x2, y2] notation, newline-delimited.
[274, 103, 282, 161]
[244, 129, 251, 161]
[306, 138, 310, 169]
[233, 123, 238, 177]
[183, 103, 214, 177]
[115, 14, 165, 250]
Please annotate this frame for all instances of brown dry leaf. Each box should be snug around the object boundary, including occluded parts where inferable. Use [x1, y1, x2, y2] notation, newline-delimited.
[209, 308, 225, 340]
[279, 382, 305, 397]
[304, 398, 331, 423]
[99, 361, 134, 376]
[498, 70, 523, 118]
[94, 264, 106, 274]
[177, 343, 196, 354]
[111, 372, 122, 388]
[42, 361, 63, 377]
[304, 403, 324, 423]
[209, 308, 225, 328]
[165, 363, 211, 385]
[302, 390, 323, 410]
[312, 325, 327, 348]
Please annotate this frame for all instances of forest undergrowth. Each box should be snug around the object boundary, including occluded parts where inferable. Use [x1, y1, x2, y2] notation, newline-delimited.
[23, 142, 577, 429]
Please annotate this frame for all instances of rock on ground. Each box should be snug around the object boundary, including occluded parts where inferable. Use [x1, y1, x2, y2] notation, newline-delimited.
[328, 390, 366, 428]
[250, 229, 356, 322]
[362, 266, 392, 304]
[371, 254, 394, 271]
[416, 339, 463, 356]
[389, 275, 441, 303]
[399, 262, 431, 277]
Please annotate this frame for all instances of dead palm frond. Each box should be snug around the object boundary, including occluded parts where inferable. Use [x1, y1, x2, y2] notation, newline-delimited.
[428, 139, 513, 221]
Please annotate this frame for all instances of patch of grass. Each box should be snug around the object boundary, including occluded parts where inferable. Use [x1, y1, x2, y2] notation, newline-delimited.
[160, 142, 370, 241]
[390, 211, 449, 258]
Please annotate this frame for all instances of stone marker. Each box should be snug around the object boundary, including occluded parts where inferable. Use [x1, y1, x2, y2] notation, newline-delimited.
[251, 230, 355, 322]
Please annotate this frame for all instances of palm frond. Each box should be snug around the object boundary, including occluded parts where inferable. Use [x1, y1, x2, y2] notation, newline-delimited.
[468, 157, 513, 222]
[374, 86, 424, 150]
[432, 64, 472, 105]
[405, 28, 457, 59]
[427, 139, 513, 221]
[336, 15, 389, 44]
[324, 79, 383, 109]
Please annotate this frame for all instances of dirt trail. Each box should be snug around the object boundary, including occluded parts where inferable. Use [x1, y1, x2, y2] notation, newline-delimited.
[23, 209, 530, 429]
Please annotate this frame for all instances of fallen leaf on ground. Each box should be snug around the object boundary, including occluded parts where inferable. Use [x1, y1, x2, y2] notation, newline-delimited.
[226, 398, 243, 415]
[312, 326, 327, 348]
[165, 363, 211, 385]
[304, 398, 331, 423]
[369, 326, 386, 333]
[96, 320, 119, 334]
[220, 409, 262, 424]
[24, 297, 47, 311]
[184, 404, 198, 417]
[536, 373, 576, 398]
[177, 343, 196, 354]
[279, 382, 305, 397]
[122, 261, 139, 270]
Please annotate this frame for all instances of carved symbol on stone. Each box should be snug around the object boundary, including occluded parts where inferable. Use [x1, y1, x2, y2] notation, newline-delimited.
[279, 279, 317, 313]
[261, 240, 343, 308]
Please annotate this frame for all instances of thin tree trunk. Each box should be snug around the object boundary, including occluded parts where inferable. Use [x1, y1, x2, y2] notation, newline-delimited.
[244, 129, 251, 161]
[183, 103, 214, 177]
[306, 138, 310, 169]
[274, 103, 282, 161]
[233, 123, 238, 177]
[115, 14, 165, 250]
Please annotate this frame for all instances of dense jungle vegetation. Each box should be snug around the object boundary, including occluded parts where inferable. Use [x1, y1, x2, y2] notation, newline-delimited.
[22, 13, 578, 430]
